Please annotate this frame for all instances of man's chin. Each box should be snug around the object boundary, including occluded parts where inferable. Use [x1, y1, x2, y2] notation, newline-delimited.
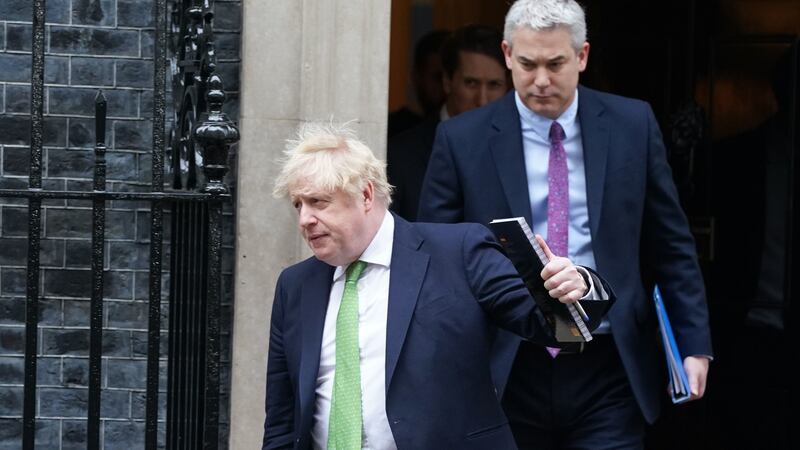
[527, 102, 560, 120]
[309, 247, 343, 266]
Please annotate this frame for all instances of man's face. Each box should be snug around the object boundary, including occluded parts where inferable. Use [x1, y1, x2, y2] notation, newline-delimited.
[502, 26, 589, 119]
[291, 185, 373, 267]
[444, 51, 509, 117]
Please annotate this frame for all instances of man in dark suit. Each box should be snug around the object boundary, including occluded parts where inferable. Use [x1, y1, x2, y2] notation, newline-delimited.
[417, 0, 713, 448]
[263, 123, 612, 449]
[387, 30, 449, 138]
[388, 25, 510, 221]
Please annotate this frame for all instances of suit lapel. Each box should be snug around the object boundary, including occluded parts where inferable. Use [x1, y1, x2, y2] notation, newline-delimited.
[490, 93, 534, 224]
[578, 86, 610, 236]
[385, 217, 428, 391]
[298, 261, 335, 430]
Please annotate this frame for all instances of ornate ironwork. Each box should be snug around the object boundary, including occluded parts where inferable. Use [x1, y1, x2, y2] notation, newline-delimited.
[146, 0, 168, 447]
[166, 1, 239, 449]
[22, 2, 46, 449]
[88, 92, 108, 450]
[169, 0, 237, 193]
[2, 0, 238, 448]
[195, 74, 239, 194]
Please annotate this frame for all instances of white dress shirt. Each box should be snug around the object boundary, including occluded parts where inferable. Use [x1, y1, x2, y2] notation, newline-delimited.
[312, 211, 398, 450]
[515, 91, 609, 325]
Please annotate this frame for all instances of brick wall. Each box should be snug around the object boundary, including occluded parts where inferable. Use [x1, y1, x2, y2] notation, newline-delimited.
[0, 1, 240, 448]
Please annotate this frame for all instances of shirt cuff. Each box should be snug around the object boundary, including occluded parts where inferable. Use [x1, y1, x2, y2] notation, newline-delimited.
[575, 266, 609, 300]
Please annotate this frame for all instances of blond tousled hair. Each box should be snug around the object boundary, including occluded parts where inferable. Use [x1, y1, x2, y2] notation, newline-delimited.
[273, 122, 393, 205]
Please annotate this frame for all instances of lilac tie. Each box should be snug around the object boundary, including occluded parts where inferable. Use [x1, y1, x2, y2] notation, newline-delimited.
[547, 121, 569, 257]
[546, 121, 569, 358]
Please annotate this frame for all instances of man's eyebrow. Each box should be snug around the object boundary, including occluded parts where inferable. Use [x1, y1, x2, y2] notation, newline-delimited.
[517, 55, 567, 64]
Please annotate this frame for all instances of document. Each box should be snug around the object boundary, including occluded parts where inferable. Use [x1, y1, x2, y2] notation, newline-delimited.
[489, 217, 593, 343]
[653, 286, 692, 404]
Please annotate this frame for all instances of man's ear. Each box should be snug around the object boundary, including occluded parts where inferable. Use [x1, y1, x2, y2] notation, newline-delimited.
[577, 42, 590, 72]
[362, 181, 375, 211]
[502, 40, 513, 70]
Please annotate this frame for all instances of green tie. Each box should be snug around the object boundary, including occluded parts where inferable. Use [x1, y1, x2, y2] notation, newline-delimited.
[328, 260, 368, 450]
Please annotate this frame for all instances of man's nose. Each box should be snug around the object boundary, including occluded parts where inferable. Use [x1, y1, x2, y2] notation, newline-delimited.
[477, 86, 490, 107]
[298, 206, 316, 228]
[534, 69, 550, 89]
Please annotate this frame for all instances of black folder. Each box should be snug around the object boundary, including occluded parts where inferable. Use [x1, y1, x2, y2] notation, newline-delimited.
[489, 217, 596, 343]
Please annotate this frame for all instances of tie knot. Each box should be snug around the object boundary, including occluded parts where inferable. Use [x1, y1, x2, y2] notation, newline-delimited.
[345, 260, 367, 283]
[549, 121, 565, 143]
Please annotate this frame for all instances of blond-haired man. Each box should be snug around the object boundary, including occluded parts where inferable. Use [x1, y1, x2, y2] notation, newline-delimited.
[262, 123, 613, 450]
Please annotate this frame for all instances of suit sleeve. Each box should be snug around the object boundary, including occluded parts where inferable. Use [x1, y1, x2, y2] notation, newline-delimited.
[262, 273, 295, 450]
[417, 123, 465, 223]
[641, 105, 713, 358]
[576, 266, 616, 332]
[460, 223, 562, 346]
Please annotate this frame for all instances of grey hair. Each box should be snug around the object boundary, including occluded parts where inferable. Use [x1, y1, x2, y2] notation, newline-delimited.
[273, 121, 393, 206]
[504, 0, 587, 52]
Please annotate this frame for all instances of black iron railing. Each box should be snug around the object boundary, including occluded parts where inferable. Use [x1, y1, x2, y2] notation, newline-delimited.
[0, 0, 239, 449]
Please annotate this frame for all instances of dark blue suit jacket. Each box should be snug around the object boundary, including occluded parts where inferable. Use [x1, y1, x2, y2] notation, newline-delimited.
[417, 87, 713, 423]
[387, 118, 439, 221]
[262, 216, 612, 449]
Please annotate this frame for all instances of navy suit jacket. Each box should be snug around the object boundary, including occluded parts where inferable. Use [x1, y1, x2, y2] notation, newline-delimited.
[387, 118, 440, 221]
[417, 87, 713, 423]
[262, 216, 612, 449]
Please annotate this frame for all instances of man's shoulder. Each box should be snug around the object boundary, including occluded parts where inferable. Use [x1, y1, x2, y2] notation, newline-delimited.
[278, 256, 329, 284]
[440, 92, 514, 134]
[387, 119, 439, 155]
[404, 219, 492, 244]
[579, 85, 652, 115]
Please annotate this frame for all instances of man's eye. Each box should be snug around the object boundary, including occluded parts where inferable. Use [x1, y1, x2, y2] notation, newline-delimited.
[309, 198, 329, 208]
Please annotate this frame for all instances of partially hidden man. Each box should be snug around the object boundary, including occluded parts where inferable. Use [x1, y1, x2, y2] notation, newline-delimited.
[262, 123, 614, 450]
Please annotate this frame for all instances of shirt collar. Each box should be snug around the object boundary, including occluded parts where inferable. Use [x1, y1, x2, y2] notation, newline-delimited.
[439, 103, 451, 122]
[333, 210, 394, 281]
[514, 89, 579, 140]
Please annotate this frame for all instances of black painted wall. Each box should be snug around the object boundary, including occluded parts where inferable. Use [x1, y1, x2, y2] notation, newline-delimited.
[0, 1, 240, 448]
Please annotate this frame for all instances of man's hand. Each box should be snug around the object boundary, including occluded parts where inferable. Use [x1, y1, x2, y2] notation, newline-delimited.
[683, 355, 710, 401]
[536, 234, 587, 304]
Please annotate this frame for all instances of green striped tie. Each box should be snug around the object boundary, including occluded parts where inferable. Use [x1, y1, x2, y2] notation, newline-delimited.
[328, 260, 368, 450]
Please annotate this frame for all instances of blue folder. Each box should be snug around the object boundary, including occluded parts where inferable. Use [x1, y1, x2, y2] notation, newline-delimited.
[653, 286, 692, 404]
